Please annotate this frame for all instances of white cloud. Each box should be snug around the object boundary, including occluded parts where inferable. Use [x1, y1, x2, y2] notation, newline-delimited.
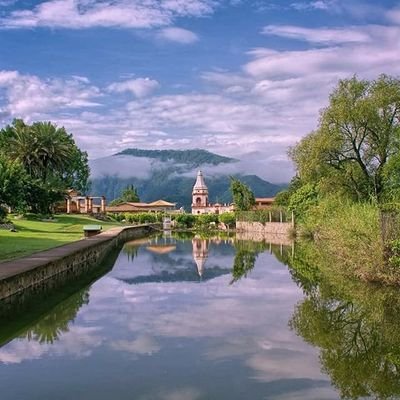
[262, 25, 371, 44]
[158, 27, 199, 44]
[291, 0, 335, 11]
[244, 26, 400, 79]
[108, 78, 160, 98]
[0, 326, 103, 364]
[2, 19, 400, 183]
[111, 335, 161, 355]
[0, 70, 101, 117]
[387, 8, 400, 24]
[0, 0, 217, 29]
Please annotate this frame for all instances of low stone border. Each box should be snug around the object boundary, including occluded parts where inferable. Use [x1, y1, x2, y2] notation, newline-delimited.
[0, 223, 15, 230]
[0, 224, 159, 300]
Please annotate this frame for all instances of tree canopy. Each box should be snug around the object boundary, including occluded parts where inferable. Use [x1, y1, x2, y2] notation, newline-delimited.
[289, 75, 400, 203]
[0, 119, 90, 214]
[109, 184, 140, 206]
[230, 177, 256, 211]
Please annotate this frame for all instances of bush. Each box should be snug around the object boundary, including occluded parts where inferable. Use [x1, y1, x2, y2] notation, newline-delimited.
[219, 212, 236, 228]
[124, 212, 158, 224]
[302, 198, 384, 282]
[0, 206, 7, 223]
[195, 214, 219, 228]
[174, 213, 196, 228]
[388, 239, 400, 269]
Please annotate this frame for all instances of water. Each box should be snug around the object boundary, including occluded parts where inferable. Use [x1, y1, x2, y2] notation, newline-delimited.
[0, 234, 397, 399]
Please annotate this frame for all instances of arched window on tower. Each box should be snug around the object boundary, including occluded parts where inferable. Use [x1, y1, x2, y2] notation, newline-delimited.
[196, 197, 202, 206]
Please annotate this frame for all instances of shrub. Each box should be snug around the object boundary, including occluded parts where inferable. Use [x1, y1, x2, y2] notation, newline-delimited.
[219, 212, 236, 228]
[174, 213, 196, 228]
[0, 206, 7, 223]
[195, 214, 219, 228]
[123, 212, 158, 224]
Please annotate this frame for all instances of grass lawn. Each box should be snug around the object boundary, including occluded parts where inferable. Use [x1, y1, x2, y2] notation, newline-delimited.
[0, 214, 122, 262]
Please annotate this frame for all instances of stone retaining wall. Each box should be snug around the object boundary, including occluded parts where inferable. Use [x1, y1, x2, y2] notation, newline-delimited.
[236, 221, 293, 244]
[0, 224, 158, 301]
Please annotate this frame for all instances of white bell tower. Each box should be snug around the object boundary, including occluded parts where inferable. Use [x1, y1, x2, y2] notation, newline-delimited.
[192, 171, 209, 214]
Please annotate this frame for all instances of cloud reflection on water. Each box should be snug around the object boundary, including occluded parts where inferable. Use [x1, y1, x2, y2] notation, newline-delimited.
[0, 237, 338, 399]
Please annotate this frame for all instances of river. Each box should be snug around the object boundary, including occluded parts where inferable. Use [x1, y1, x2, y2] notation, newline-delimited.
[0, 233, 398, 399]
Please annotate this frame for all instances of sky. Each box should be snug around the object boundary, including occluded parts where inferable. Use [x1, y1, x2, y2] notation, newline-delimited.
[1, 0, 400, 181]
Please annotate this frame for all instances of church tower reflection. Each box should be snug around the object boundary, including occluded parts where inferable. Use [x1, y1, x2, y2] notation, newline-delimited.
[192, 237, 209, 277]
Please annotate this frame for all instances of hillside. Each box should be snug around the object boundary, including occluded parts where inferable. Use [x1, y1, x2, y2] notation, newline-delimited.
[89, 148, 286, 209]
[117, 148, 236, 166]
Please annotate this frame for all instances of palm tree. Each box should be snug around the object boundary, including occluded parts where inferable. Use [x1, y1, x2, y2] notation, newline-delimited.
[8, 121, 73, 183]
[31, 122, 73, 183]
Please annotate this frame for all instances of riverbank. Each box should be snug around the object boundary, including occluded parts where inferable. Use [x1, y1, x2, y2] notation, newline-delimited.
[0, 214, 122, 261]
[0, 224, 157, 300]
[294, 199, 400, 285]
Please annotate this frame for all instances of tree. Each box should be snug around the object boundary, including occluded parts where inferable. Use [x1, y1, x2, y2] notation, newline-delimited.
[0, 119, 90, 213]
[290, 75, 400, 202]
[109, 184, 140, 206]
[230, 177, 255, 211]
[0, 155, 28, 211]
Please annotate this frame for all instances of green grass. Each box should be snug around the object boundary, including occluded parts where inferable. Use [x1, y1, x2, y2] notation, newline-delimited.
[0, 214, 122, 262]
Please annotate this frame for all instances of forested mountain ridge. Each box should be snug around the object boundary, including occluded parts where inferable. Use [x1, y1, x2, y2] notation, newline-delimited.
[90, 148, 285, 209]
[117, 148, 236, 166]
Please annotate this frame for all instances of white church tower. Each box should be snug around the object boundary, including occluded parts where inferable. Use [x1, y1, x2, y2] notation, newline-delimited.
[192, 237, 209, 277]
[192, 170, 209, 214]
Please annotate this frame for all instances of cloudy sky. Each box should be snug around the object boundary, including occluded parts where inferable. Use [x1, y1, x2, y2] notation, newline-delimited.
[1, 0, 400, 180]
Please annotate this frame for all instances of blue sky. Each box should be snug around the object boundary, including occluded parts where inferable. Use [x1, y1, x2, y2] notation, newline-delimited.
[1, 0, 400, 181]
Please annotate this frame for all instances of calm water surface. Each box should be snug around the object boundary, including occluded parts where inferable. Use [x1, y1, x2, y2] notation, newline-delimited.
[0, 234, 383, 399]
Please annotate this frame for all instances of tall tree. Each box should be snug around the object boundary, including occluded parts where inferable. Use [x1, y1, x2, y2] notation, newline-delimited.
[109, 184, 140, 205]
[0, 119, 90, 213]
[230, 177, 255, 211]
[290, 75, 400, 202]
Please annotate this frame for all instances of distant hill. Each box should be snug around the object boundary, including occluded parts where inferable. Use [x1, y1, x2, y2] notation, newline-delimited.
[89, 148, 286, 209]
[117, 148, 236, 166]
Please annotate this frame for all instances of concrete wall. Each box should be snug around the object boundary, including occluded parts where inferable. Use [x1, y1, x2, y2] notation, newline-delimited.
[0, 225, 157, 301]
[236, 221, 293, 244]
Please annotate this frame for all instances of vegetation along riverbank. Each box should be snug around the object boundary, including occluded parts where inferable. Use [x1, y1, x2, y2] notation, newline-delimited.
[276, 74, 400, 284]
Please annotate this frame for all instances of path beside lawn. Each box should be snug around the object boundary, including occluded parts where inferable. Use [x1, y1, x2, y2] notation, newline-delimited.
[0, 214, 122, 262]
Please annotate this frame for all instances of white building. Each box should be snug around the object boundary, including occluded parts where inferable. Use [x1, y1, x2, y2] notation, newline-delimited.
[191, 170, 234, 215]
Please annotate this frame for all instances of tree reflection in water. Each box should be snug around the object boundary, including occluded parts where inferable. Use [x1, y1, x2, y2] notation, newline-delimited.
[231, 240, 292, 284]
[22, 288, 89, 344]
[287, 242, 400, 400]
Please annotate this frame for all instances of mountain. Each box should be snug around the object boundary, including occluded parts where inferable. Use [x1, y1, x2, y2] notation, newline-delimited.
[89, 148, 286, 209]
[117, 148, 236, 166]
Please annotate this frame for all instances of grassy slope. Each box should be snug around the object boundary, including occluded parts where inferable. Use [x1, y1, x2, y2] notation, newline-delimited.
[0, 214, 121, 262]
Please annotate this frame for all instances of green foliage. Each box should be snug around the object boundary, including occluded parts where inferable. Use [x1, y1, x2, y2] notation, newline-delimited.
[0, 214, 121, 261]
[287, 246, 400, 399]
[230, 240, 270, 284]
[0, 206, 7, 223]
[289, 75, 400, 203]
[298, 198, 385, 282]
[109, 184, 140, 205]
[287, 183, 319, 219]
[274, 190, 291, 207]
[124, 212, 158, 224]
[219, 212, 236, 228]
[388, 239, 400, 269]
[0, 155, 28, 211]
[0, 119, 90, 214]
[195, 213, 219, 228]
[230, 177, 256, 211]
[174, 213, 196, 229]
